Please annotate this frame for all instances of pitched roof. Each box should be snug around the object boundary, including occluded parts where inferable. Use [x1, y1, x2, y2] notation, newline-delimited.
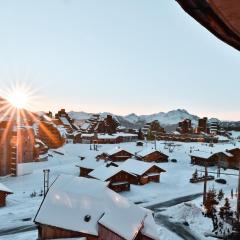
[120, 159, 166, 176]
[88, 164, 122, 181]
[190, 151, 233, 159]
[190, 151, 215, 159]
[0, 183, 13, 194]
[59, 117, 71, 126]
[34, 175, 158, 240]
[141, 210, 159, 240]
[106, 147, 133, 156]
[76, 159, 104, 170]
[137, 148, 168, 158]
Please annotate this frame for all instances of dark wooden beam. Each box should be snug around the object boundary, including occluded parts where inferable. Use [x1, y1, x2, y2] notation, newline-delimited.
[176, 0, 240, 51]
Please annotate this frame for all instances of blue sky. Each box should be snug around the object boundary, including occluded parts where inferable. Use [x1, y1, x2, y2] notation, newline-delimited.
[0, 0, 239, 120]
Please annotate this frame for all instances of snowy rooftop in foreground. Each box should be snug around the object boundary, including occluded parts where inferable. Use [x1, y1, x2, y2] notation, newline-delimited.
[50, 238, 86, 240]
[0, 183, 13, 194]
[34, 174, 159, 240]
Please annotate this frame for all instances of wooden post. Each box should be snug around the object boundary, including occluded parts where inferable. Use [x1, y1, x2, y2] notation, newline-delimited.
[217, 154, 220, 178]
[237, 159, 240, 221]
[154, 135, 157, 150]
[43, 169, 50, 197]
[203, 162, 208, 204]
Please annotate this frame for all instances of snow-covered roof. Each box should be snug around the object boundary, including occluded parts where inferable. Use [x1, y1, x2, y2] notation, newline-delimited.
[76, 159, 104, 170]
[81, 123, 91, 130]
[190, 151, 214, 159]
[223, 151, 234, 157]
[36, 139, 47, 147]
[57, 126, 67, 137]
[172, 131, 181, 135]
[216, 135, 229, 141]
[226, 147, 240, 152]
[190, 151, 233, 159]
[39, 153, 49, 159]
[81, 133, 94, 137]
[35, 175, 157, 240]
[141, 210, 159, 240]
[73, 131, 82, 137]
[114, 132, 138, 137]
[59, 117, 71, 126]
[88, 164, 122, 181]
[137, 148, 167, 157]
[97, 134, 117, 140]
[120, 159, 165, 176]
[0, 183, 13, 194]
[106, 147, 133, 156]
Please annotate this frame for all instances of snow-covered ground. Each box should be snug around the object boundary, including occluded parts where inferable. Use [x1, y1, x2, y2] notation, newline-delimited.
[0, 139, 240, 240]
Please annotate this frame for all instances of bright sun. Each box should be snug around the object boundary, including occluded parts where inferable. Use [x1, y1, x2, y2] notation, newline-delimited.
[7, 91, 28, 109]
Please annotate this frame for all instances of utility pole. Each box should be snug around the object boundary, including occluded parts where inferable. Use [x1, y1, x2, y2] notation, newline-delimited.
[237, 159, 240, 221]
[154, 134, 157, 150]
[203, 162, 208, 204]
[43, 169, 50, 197]
[217, 154, 221, 178]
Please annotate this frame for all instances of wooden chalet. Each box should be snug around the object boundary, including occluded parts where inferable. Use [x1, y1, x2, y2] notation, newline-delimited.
[34, 175, 159, 240]
[120, 159, 166, 185]
[0, 125, 39, 177]
[190, 151, 233, 167]
[137, 148, 169, 163]
[74, 132, 138, 144]
[88, 162, 137, 192]
[225, 148, 240, 169]
[95, 134, 118, 144]
[98, 147, 134, 162]
[0, 128, 13, 176]
[55, 109, 76, 134]
[0, 183, 13, 207]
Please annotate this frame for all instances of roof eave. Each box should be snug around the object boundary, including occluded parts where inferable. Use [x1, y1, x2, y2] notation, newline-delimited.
[176, 0, 240, 51]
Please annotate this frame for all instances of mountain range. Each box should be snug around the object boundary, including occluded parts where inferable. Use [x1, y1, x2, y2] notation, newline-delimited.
[69, 109, 204, 131]
[69, 109, 240, 132]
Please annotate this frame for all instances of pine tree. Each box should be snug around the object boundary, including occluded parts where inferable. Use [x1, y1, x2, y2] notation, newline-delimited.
[138, 128, 144, 140]
[204, 188, 219, 217]
[223, 198, 233, 220]
[217, 189, 224, 202]
[219, 198, 233, 221]
[219, 206, 225, 219]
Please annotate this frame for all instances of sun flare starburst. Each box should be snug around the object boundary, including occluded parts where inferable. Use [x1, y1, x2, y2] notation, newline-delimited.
[7, 90, 28, 109]
[1, 81, 40, 112]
